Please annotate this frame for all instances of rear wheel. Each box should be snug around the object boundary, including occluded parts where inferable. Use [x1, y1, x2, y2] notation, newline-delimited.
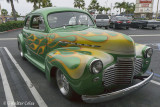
[152, 27, 156, 29]
[113, 24, 117, 29]
[139, 25, 143, 29]
[105, 26, 108, 29]
[126, 26, 129, 30]
[56, 69, 79, 100]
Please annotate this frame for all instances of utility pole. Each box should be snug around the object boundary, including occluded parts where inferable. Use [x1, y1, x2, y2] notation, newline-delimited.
[156, 0, 160, 20]
[0, 3, 1, 16]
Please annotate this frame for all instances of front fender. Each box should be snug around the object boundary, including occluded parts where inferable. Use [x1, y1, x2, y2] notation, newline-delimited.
[17, 33, 26, 54]
[135, 43, 152, 73]
[44, 47, 114, 95]
[45, 48, 94, 80]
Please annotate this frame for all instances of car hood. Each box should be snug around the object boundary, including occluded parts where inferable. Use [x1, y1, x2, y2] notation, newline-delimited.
[49, 28, 135, 55]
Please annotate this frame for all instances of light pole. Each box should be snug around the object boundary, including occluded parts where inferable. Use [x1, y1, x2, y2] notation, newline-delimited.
[156, 0, 160, 20]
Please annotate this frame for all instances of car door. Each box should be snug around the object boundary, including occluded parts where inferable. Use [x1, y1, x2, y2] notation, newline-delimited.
[23, 14, 48, 64]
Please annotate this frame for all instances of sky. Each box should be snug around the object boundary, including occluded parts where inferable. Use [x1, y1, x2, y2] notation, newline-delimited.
[0, 0, 159, 16]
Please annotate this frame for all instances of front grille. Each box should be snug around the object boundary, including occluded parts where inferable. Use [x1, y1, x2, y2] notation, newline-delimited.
[103, 58, 134, 87]
[103, 58, 143, 87]
[134, 58, 143, 75]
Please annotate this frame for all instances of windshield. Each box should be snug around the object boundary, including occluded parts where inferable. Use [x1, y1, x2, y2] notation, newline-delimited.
[48, 12, 94, 29]
[116, 17, 128, 20]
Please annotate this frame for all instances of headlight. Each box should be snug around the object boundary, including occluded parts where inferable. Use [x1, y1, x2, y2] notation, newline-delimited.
[144, 47, 153, 58]
[90, 59, 103, 74]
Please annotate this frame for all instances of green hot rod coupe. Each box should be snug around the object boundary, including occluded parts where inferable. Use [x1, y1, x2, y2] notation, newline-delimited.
[18, 7, 153, 103]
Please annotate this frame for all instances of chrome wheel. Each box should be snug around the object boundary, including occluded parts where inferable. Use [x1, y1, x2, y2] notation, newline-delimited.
[56, 70, 69, 95]
[19, 44, 24, 57]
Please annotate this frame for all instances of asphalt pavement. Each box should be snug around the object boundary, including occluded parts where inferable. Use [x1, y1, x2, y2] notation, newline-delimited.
[0, 28, 160, 107]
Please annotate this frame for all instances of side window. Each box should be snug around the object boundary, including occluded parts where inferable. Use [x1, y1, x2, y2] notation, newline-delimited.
[24, 17, 30, 29]
[30, 15, 45, 31]
[69, 17, 76, 25]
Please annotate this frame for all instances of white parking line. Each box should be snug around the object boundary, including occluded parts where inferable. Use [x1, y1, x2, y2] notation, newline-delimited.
[130, 34, 160, 37]
[0, 38, 17, 40]
[151, 80, 160, 86]
[0, 58, 16, 107]
[4, 47, 47, 107]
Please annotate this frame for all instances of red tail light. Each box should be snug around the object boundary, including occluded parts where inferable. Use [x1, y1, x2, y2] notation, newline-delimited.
[109, 19, 111, 23]
[127, 21, 131, 23]
[94, 20, 96, 23]
[117, 21, 122, 23]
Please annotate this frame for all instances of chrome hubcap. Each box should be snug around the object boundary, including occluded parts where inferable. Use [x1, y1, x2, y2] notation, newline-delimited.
[56, 70, 69, 95]
[19, 45, 24, 57]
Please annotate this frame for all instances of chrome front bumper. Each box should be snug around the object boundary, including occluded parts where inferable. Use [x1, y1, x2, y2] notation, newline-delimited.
[82, 72, 153, 103]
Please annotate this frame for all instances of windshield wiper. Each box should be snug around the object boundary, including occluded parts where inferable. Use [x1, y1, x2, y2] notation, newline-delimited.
[63, 24, 75, 28]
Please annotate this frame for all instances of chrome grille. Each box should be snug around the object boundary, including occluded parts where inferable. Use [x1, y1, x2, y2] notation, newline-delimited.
[103, 58, 134, 87]
[134, 58, 143, 75]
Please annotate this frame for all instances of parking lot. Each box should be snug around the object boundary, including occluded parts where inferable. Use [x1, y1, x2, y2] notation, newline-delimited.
[0, 28, 160, 107]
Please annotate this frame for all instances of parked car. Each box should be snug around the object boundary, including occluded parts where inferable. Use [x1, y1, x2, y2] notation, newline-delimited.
[17, 17, 25, 21]
[7, 17, 15, 21]
[110, 16, 131, 29]
[18, 7, 153, 103]
[131, 20, 160, 29]
[95, 14, 110, 29]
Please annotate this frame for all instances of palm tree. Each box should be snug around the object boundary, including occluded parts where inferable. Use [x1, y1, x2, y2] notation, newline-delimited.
[88, 0, 100, 12]
[27, 0, 52, 10]
[104, 7, 111, 14]
[124, 2, 135, 14]
[26, 0, 38, 10]
[6, 0, 18, 21]
[41, 0, 52, 8]
[114, 2, 125, 14]
[74, 0, 85, 9]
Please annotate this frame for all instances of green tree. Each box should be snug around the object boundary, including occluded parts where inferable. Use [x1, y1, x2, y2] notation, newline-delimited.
[41, 0, 52, 8]
[6, 0, 18, 21]
[26, 0, 39, 10]
[88, 0, 100, 12]
[11, 11, 20, 17]
[124, 2, 135, 14]
[27, 0, 52, 10]
[114, 2, 125, 14]
[104, 7, 111, 14]
[74, 0, 85, 9]
[98, 6, 105, 14]
[1, 9, 8, 16]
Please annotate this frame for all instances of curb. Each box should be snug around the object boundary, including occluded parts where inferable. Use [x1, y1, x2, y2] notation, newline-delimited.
[0, 28, 23, 34]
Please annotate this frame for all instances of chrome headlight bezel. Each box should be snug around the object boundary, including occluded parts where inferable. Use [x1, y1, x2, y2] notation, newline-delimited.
[90, 59, 103, 74]
[144, 47, 153, 58]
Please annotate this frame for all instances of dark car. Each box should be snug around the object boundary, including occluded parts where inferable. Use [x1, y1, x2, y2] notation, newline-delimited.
[130, 20, 160, 29]
[110, 16, 131, 29]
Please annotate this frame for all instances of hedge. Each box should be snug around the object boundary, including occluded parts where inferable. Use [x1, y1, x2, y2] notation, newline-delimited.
[0, 21, 24, 32]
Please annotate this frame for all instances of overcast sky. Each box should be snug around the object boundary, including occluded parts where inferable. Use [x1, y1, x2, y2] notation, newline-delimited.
[0, 0, 159, 16]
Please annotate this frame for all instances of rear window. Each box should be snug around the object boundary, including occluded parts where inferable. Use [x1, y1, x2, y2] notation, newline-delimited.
[116, 17, 128, 20]
[96, 15, 109, 19]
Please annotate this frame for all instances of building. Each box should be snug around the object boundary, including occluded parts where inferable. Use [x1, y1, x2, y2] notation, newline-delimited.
[134, 0, 154, 19]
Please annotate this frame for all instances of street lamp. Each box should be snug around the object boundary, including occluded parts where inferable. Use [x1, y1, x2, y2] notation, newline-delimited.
[156, 0, 160, 20]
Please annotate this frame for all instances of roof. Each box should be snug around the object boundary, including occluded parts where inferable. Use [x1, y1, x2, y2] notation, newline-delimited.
[29, 7, 88, 16]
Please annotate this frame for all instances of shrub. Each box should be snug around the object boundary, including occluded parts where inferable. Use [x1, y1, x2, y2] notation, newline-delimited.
[0, 21, 24, 32]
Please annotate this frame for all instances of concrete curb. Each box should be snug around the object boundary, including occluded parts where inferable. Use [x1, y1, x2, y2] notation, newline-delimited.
[0, 28, 23, 34]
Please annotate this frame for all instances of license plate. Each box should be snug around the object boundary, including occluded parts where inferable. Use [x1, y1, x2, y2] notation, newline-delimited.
[123, 22, 126, 23]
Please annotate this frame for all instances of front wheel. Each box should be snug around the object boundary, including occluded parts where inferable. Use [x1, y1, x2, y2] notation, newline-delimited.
[56, 69, 79, 100]
[18, 42, 26, 60]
